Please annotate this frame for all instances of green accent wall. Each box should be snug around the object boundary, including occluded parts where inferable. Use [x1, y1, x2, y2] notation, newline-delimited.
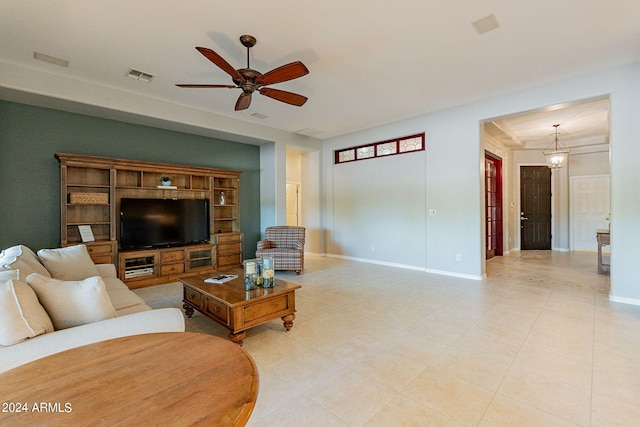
[0, 100, 261, 257]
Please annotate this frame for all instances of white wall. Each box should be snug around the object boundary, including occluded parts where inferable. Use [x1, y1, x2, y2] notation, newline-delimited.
[324, 105, 483, 278]
[322, 61, 640, 302]
[331, 152, 426, 268]
[301, 150, 323, 254]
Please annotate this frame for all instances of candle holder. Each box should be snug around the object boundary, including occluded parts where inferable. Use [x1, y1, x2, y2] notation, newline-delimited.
[262, 257, 274, 288]
[244, 260, 258, 290]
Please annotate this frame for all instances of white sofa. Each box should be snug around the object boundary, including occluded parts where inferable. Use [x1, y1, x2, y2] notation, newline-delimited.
[0, 245, 185, 373]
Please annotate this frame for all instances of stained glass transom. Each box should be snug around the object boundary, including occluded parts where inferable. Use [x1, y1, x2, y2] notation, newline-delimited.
[376, 142, 398, 156]
[398, 136, 423, 153]
[356, 146, 375, 159]
[338, 149, 356, 163]
[334, 133, 425, 164]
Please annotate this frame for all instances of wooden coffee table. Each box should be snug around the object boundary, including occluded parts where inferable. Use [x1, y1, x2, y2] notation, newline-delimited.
[0, 332, 258, 426]
[180, 269, 301, 346]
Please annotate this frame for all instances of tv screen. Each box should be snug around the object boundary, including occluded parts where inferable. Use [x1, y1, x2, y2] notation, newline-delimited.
[120, 198, 210, 250]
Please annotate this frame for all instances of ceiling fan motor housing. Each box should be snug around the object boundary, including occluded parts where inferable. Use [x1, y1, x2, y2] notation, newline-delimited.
[235, 68, 263, 94]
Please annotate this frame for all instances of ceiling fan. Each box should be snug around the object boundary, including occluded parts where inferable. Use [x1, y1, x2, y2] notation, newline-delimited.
[176, 35, 309, 111]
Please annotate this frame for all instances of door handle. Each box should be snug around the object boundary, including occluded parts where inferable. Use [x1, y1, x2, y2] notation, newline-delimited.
[521, 216, 528, 221]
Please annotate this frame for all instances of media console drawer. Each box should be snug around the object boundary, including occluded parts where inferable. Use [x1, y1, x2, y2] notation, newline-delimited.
[119, 244, 216, 289]
[160, 249, 185, 263]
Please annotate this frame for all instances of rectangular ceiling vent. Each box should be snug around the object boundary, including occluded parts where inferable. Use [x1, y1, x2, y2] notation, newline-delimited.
[127, 68, 155, 83]
[251, 112, 269, 119]
[472, 14, 500, 35]
[33, 52, 69, 68]
[295, 128, 322, 137]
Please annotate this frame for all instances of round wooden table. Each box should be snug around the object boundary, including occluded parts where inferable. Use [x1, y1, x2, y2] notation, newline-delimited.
[0, 332, 258, 426]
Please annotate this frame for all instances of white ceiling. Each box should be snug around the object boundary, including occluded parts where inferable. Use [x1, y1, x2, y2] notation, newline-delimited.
[1, 1, 639, 141]
[485, 97, 611, 152]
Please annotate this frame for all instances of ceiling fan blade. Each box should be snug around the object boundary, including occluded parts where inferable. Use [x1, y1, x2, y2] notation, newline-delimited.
[175, 84, 237, 88]
[259, 87, 308, 106]
[195, 47, 244, 82]
[257, 61, 309, 86]
[235, 92, 252, 111]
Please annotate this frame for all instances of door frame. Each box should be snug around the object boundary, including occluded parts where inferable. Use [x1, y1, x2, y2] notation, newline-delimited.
[485, 151, 503, 258]
[285, 181, 301, 227]
[516, 162, 556, 250]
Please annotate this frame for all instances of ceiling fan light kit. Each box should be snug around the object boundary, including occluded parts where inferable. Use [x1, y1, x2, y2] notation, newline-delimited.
[176, 35, 309, 111]
[543, 124, 571, 169]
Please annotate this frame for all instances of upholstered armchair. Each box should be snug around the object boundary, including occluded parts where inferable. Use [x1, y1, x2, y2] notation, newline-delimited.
[256, 226, 305, 274]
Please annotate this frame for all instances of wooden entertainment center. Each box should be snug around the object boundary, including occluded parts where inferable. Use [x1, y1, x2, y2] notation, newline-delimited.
[56, 153, 244, 288]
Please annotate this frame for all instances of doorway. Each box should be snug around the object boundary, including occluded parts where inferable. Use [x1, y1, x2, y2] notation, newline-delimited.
[286, 182, 300, 226]
[485, 152, 503, 259]
[520, 166, 551, 250]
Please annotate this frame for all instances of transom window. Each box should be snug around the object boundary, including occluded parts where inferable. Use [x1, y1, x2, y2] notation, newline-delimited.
[334, 133, 425, 164]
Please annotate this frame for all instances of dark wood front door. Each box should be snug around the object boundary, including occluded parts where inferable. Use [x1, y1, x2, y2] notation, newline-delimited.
[520, 166, 551, 250]
[485, 152, 503, 259]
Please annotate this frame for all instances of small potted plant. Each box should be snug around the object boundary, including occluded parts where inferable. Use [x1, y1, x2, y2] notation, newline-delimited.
[160, 176, 171, 186]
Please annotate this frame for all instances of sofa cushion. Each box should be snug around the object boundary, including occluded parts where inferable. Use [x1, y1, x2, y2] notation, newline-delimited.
[26, 273, 117, 330]
[37, 245, 100, 281]
[0, 271, 54, 346]
[102, 277, 148, 312]
[0, 245, 51, 279]
[0, 308, 185, 374]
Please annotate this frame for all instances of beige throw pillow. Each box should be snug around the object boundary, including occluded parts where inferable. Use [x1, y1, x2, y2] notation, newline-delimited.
[26, 273, 116, 330]
[0, 245, 51, 278]
[0, 273, 54, 346]
[37, 245, 100, 281]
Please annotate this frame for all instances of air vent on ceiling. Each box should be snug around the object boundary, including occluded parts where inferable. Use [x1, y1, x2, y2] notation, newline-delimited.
[251, 112, 269, 119]
[127, 68, 155, 83]
[295, 128, 322, 137]
[33, 52, 69, 68]
[472, 14, 500, 35]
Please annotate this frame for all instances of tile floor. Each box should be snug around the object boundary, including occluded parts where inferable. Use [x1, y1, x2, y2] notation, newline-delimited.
[135, 251, 640, 426]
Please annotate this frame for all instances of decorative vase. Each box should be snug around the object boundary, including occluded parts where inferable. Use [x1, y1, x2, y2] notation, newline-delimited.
[161, 179, 171, 186]
[219, 191, 225, 205]
[262, 257, 274, 288]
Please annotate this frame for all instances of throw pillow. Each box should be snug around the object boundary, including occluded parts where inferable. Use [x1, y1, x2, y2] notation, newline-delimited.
[0, 245, 51, 278]
[0, 269, 19, 281]
[0, 275, 54, 346]
[37, 245, 100, 281]
[26, 273, 116, 330]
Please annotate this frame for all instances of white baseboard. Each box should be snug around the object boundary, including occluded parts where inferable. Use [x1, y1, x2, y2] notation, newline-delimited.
[609, 294, 640, 306]
[325, 254, 483, 281]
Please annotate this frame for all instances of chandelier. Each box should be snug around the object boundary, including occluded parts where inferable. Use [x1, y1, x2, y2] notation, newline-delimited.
[543, 124, 570, 169]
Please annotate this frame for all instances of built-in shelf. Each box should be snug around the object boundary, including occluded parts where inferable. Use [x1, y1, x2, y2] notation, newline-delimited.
[56, 153, 244, 285]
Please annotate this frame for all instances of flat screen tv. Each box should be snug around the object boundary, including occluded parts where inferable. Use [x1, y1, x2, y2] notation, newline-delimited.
[120, 198, 210, 250]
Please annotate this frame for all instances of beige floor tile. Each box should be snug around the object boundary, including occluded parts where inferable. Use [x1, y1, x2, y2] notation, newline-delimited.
[249, 368, 306, 422]
[480, 393, 581, 427]
[428, 348, 512, 391]
[591, 392, 640, 426]
[520, 328, 593, 363]
[402, 368, 495, 426]
[248, 394, 348, 427]
[347, 348, 430, 392]
[511, 346, 592, 389]
[267, 346, 346, 393]
[450, 329, 523, 364]
[134, 251, 640, 427]
[592, 364, 640, 407]
[498, 367, 591, 425]
[304, 369, 398, 427]
[365, 395, 462, 427]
